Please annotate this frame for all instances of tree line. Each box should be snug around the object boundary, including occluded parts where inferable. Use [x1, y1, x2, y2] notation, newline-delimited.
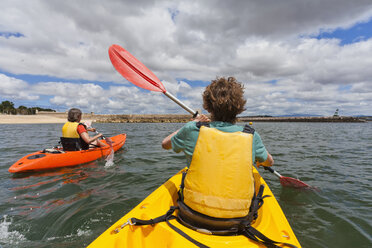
[0, 101, 56, 115]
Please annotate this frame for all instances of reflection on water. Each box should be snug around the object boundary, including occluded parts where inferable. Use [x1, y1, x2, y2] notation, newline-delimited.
[9, 163, 105, 218]
[11, 162, 99, 188]
[0, 122, 371, 248]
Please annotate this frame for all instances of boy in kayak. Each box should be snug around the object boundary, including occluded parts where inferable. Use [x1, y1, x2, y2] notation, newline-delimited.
[162, 76, 274, 219]
[61, 108, 105, 151]
[162, 76, 273, 167]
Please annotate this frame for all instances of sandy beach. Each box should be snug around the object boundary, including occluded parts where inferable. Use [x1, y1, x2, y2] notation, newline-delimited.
[0, 114, 95, 124]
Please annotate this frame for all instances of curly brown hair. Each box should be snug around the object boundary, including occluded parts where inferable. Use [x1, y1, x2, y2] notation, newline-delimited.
[203, 77, 246, 123]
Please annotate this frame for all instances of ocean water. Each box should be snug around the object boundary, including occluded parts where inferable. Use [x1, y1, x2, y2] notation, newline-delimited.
[0, 122, 371, 248]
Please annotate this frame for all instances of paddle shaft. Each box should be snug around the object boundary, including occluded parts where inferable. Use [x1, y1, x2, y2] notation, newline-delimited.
[264, 166, 282, 178]
[86, 123, 106, 140]
[163, 91, 197, 116]
[94, 130, 106, 140]
[86, 125, 105, 139]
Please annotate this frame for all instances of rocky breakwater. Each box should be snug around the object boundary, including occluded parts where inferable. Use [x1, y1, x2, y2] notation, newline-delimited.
[36, 112, 366, 123]
[96, 115, 366, 123]
[238, 116, 366, 122]
[97, 114, 193, 123]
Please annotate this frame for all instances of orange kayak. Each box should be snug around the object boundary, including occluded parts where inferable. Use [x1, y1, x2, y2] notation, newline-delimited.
[9, 133, 126, 173]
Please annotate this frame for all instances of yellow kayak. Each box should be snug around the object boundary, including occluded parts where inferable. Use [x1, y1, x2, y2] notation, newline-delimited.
[89, 167, 301, 247]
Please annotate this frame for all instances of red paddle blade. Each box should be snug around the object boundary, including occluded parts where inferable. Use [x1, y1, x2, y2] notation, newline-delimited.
[280, 176, 311, 188]
[108, 44, 166, 93]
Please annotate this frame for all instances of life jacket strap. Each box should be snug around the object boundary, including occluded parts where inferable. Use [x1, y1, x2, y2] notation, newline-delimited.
[196, 121, 210, 128]
[241, 225, 298, 248]
[243, 124, 255, 134]
[177, 171, 187, 201]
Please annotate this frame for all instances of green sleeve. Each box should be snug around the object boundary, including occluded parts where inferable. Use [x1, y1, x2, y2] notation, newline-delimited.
[253, 132, 268, 162]
[171, 122, 193, 153]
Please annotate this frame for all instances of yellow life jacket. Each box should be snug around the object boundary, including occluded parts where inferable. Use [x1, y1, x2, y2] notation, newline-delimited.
[183, 126, 255, 219]
[61, 122, 90, 151]
[62, 121, 80, 138]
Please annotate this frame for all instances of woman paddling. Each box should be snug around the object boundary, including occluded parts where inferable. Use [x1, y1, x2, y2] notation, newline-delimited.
[61, 108, 105, 151]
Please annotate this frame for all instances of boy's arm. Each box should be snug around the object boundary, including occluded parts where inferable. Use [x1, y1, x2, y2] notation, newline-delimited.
[162, 129, 180, 150]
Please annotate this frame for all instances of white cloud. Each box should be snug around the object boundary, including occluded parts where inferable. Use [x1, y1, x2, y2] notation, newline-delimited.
[0, 0, 372, 115]
[0, 74, 39, 100]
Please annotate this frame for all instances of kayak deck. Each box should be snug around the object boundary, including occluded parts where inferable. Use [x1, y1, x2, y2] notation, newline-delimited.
[89, 167, 301, 247]
[9, 133, 126, 173]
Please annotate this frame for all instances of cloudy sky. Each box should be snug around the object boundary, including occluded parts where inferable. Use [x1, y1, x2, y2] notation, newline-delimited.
[1, 0, 372, 116]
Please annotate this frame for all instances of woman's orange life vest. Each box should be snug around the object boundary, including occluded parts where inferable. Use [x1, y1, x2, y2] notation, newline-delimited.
[183, 126, 255, 219]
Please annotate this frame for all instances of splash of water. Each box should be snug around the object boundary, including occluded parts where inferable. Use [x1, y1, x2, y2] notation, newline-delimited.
[83, 121, 115, 167]
[104, 148, 115, 167]
[0, 215, 26, 245]
[104, 138, 115, 168]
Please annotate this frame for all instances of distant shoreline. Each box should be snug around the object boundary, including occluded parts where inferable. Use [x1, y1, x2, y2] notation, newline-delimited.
[0, 112, 368, 124]
[238, 116, 367, 123]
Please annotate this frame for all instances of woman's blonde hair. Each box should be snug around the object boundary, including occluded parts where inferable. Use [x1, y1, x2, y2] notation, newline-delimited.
[203, 77, 246, 123]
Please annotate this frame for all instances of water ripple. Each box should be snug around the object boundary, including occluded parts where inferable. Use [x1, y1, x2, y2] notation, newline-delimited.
[0, 122, 371, 247]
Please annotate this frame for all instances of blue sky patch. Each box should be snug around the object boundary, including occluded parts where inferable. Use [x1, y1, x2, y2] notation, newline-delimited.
[338, 85, 352, 91]
[0, 70, 114, 90]
[0, 31, 24, 39]
[315, 18, 372, 45]
[265, 80, 278, 85]
[0, 95, 56, 110]
[22, 95, 55, 109]
[287, 97, 298, 103]
[177, 78, 210, 87]
[168, 8, 179, 22]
